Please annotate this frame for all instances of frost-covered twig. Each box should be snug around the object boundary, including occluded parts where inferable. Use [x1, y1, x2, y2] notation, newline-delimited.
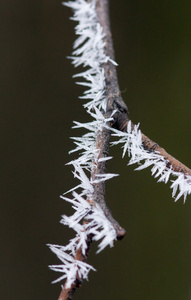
[49, 1, 125, 299]
[111, 121, 191, 203]
[49, 0, 191, 299]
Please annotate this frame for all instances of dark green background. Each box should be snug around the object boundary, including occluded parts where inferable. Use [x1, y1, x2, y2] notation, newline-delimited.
[1, 1, 191, 299]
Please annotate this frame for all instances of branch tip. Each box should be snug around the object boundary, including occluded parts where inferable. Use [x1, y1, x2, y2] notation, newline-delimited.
[116, 227, 126, 240]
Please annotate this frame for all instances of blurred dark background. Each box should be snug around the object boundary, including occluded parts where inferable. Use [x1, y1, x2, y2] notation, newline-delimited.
[1, 0, 191, 299]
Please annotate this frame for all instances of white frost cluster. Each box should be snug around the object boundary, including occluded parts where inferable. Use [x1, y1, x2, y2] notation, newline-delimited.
[65, 0, 117, 113]
[49, 0, 117, 287]
[48, 191, 116, 287]
[112, 121, 191, 203]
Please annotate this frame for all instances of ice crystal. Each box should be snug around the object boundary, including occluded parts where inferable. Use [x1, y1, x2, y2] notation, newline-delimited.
[49, 243, 96, 288]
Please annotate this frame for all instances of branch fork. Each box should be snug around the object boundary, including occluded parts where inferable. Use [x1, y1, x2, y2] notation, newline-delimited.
[49, 1, 191, 299]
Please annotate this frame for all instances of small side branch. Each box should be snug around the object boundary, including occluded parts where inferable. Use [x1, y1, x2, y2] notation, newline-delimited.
[115, 115, 191, 178]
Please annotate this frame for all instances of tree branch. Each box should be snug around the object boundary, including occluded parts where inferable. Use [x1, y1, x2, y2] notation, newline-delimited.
[54, 0, 191, 299]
